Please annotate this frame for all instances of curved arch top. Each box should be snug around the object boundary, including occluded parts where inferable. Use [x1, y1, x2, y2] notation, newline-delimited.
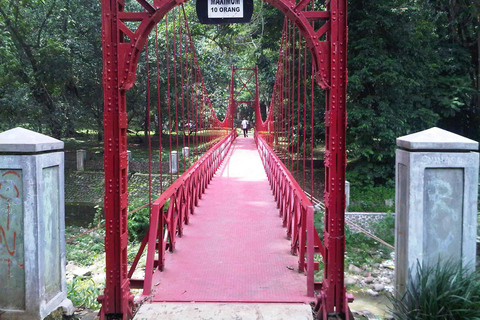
[115, 0, 332, 92]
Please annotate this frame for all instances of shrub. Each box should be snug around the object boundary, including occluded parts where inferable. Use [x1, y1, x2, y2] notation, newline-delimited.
[348, 185, 395, 212]
[127, 196, 150, 242]
[389, 260, 480, 319]
[66, 226, 104, 266]
[372, 212, 395, 246]
[67, 277, 101, 309]
[344, 224, 391, 267]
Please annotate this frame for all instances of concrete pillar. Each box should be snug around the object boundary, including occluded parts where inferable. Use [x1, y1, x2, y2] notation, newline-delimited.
[182, 147, 190, 158]
[170, 151, 178, 174]
[395, 127, 479, 296]
[127, 150, 132, 173]
[76, 149, 86, 171]
[344, 181, 350, 211]
[0, 128, 73, 319]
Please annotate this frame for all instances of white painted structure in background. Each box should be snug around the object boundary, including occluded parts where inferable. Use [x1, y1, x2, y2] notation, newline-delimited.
[395, 127, 479, 296]
[0, 127, 73, 319]
[76, 149, 86, 171]
[170, 151, 178, 174]
[345, 180, 350, 210]
[182, 147, 190, 158]
[207, 0, 244, 18]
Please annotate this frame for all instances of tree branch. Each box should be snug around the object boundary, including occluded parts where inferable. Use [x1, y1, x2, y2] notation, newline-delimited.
[36, 0, 57, 48]
[0, 4, 38, 72]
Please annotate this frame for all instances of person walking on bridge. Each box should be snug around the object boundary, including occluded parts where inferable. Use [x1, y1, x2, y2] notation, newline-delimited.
[241, 118, 249, 137]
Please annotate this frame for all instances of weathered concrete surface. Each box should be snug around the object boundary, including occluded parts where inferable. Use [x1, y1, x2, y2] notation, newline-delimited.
[395, 127, 479, 296]
[345, 180, 350, 209]
[134, 303, 313, 320]
[0, 127, 64, 152]
[77, 149, 86, 171]
[0, 128, 72, 319]
[170, 150, 178, 174]
[396, 127, 478, 151]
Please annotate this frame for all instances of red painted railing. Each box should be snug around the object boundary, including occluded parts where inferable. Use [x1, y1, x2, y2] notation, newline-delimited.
[255, 132, 324, 297]
[127, 130, 236, 295]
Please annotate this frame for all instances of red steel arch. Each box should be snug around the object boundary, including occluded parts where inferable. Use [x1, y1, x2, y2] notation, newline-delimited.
[100, 0, 347, 318]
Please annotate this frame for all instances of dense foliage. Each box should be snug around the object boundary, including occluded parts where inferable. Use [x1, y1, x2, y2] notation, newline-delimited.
[0, 0, 103, 139]
[1, 0, 478, 183]
[347, 0, 479, 186]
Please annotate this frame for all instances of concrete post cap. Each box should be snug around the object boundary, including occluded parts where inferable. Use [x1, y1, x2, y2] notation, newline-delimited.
[396, 127, 478, 151]
[0, 127, 64, 153]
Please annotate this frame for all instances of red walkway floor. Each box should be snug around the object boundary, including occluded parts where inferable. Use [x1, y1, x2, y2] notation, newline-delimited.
[150, 136, 313, 303]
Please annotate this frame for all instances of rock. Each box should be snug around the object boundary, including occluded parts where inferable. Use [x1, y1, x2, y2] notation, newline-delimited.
[374, 283, 385, 292]
[345, 277, 357, 286]
[383, 260, 394, 268]
[67, 264, 92, 278]
[366, 289, 379, 297]
[348, 264, 363, 274]
[59, 299, 75, 316]
[364, 276, 374, 284]
[373, 263, 380, 268]
[384, 285, 395, 293]
[355, 310, 378, 320]
[44, 308, 64, 320]
[66, 262, 77, 272]
[92, 273, 106, 285]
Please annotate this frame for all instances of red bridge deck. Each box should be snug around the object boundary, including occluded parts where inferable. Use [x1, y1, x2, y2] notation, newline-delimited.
[149, 136, 314, 303]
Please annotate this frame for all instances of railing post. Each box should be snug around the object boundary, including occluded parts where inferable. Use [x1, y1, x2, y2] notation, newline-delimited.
[306, 205, 315, 296]
[143, 203, 160, 296]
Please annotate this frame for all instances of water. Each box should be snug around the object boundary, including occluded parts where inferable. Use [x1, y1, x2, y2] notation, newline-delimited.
[65, 203, 101, 227]
[349, 292, 392, 318]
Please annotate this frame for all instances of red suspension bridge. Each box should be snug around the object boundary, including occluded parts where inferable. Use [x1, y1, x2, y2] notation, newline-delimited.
[100, 0, 349, 318]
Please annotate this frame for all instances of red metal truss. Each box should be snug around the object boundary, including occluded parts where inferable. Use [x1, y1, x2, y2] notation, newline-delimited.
[100, 1, 227, 318]
[254, 0, 350, 316]
[101, 0, 348, 318]
[221, 66, 262, 129]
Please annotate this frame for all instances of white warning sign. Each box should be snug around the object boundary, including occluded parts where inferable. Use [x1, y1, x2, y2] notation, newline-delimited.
[207, 0, 244, 18]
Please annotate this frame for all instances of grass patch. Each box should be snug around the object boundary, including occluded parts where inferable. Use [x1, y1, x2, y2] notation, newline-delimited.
[314, 210, 394, 271]
[66, 226, 105, 266]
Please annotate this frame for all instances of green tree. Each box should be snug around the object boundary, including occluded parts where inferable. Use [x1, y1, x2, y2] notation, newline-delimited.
[426, 0, 480, 139]
[346, 0, 473, 186]
[0, 0, 73, 137]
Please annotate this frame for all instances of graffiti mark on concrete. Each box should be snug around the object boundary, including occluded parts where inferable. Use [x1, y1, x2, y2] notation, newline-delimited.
[0, 170, 24, 279]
